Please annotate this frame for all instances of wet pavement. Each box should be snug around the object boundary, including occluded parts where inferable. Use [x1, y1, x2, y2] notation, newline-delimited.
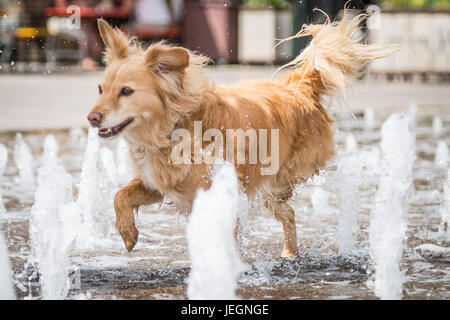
[0, 109, 449, 300]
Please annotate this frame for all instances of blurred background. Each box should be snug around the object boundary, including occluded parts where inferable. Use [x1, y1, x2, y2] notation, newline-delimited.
[0, 0, 449, 131]
[0, 1, 449, 301]
[0, 0, 448, 75]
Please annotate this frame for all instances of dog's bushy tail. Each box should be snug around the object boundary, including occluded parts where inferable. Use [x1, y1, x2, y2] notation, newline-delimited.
[278, 10, 398, 94]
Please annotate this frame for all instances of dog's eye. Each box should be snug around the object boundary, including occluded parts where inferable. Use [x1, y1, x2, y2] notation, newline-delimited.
[98, 85, 103, 95]
[120, 87, 134, 97]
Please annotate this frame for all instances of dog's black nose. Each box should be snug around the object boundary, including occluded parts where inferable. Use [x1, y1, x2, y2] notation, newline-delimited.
[87, 112, 102, 127]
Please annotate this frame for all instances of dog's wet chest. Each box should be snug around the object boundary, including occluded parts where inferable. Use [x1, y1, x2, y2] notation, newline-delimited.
[129, 147, 191, 205]
[131, 148, 161, 191]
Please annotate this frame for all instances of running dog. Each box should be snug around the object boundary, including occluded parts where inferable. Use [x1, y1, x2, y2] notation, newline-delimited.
[88, 11, 394, 258]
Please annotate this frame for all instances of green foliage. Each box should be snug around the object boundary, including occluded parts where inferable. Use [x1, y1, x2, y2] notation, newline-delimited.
[380, 0, 450, 9]
[243, 0, 289, 9]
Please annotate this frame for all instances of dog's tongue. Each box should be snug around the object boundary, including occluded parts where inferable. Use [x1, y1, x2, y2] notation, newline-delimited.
[98, 118, 134, 138]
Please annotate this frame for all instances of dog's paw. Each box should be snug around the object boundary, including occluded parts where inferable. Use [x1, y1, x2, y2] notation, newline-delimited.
[116, 223, 139, 252]
[281, 248, 298, 260]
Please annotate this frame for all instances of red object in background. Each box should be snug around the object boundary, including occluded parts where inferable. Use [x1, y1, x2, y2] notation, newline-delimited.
[46, 7, 181, 40]
[45, 7, 130, 19]
[183, 0, 239, 63]
[121, 27, 181, 40]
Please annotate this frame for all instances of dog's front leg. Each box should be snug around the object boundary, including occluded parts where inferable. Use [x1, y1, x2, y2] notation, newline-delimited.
[114, 179, 163, 252]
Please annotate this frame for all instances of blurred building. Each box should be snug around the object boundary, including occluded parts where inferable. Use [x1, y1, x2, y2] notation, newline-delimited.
[0, 0, 448, 80]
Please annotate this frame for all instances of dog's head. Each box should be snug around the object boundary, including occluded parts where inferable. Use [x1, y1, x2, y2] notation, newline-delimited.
[88, 19, 203, 148]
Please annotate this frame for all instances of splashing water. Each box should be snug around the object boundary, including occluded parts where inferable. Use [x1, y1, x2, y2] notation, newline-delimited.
[0, 144, 7, 176]
[29, 135, 74, 300]
[407, 102, 417, 152]
[0, 144, 7, 213]
[236, 189, 250, 248]
[309, 171, 333, 215]
[1, 102, 448, 300]
[41, 135, 59, 162]
[116, 138, 134, 187]
[369, 113, 415, 300]
[311, 186, 331, 215]
[435, 140, 449, 169]
[76, 127, 100, 241]
[364, 108, 375, 131]
[360, 146, 381, 176]
[440, 169, 450, 238]
[432, 115, 443, 137]
[345, 133, 358, 153]
[0, 231, 15, 299]
[407, 101, 417, 130]
[76, 128, 114, 249]
[75, 127, 116, 249]
[14, 133, 35, 189]
[100, 147, 119, 190]
[68, 127, 86, 148]
[336, 153, 362, 255]
[187, 162, 246, 300]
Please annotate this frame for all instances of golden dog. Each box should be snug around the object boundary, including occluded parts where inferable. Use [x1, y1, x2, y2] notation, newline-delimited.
[88, 11, 394, 258]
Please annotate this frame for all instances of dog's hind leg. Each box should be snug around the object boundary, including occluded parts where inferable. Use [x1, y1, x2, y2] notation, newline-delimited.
[264, 197, 298, 259]
[114, 179, 163, 252]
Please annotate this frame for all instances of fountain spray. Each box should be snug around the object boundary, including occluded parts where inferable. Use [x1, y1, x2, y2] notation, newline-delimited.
[29, 135, 74, 299]
[435, 140, 449, 169]
[407, 102, 417, 153]
[0, 144, 7, 213]
[0, 231, 15, 299]
[439, 169, 450, 238]
[75, 127, 116, 249]
[432, 115, 443, 138]
[336, 153, 362, 255]
[100, 147, 119, 190]
[369, 113, 415, 300]
[116, 138, 134, 187]
[187, 162, 246, 299]
[364, 108, 375, 131]
[345, 133, 358, 153]
[14, 133, 35, 190]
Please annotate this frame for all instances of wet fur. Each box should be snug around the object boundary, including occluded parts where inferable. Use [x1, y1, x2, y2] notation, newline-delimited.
[91, 12, 395, 257]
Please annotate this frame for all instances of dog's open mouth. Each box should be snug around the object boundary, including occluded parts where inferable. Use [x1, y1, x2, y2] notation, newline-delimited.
[98, 118, 134, 138]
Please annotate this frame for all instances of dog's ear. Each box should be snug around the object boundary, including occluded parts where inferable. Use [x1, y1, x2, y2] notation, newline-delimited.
[145, 46, 190, 75]
[97, 19, 129, 63]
